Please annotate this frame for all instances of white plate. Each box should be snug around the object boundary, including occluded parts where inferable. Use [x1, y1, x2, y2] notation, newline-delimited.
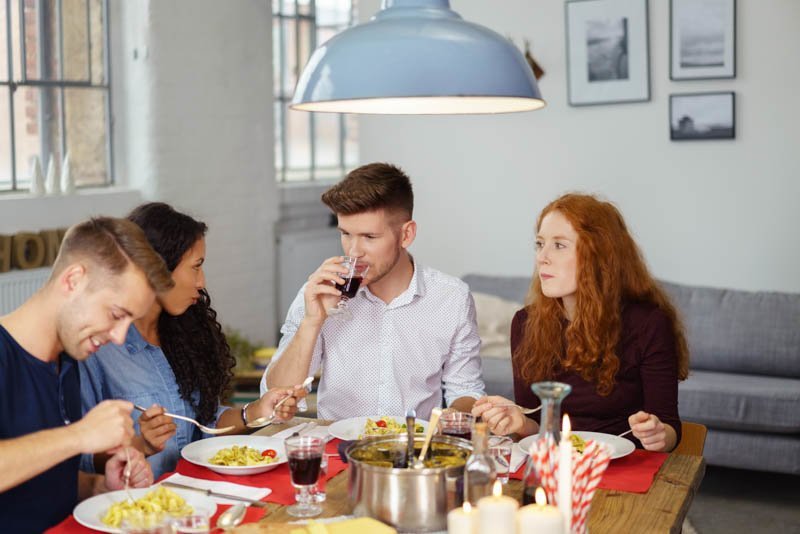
[73, 485, 216, 534]
[327, 416, 429, 441]
[181, 435, 287, 476]
[516, 431, 635, 460]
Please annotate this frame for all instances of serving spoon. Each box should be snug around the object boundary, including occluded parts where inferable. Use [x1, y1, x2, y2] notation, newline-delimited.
[246, 376, 314, 429]
[216, 503, 246, 531]
[413, 408, 442, 469]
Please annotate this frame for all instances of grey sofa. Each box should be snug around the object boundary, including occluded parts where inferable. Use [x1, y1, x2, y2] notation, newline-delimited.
[463, 274, 800, 475]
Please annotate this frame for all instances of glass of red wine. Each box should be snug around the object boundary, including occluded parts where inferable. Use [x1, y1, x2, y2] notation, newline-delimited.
[285, 435, 325, 517]
[438, 411, 475, 442]
[327, 256, 369, 321]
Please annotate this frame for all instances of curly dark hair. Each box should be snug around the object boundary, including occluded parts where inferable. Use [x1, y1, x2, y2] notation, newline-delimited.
[128, 202, 236, 424]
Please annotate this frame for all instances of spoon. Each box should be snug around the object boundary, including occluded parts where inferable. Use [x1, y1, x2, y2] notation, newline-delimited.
[246, 376, 314, 429]
[405, 408, 416, 469]
[216, 503, 246, 531]
[414, 408, 442, 469]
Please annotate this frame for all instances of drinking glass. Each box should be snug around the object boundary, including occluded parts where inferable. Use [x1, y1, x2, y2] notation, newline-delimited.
[439, 411, 475, 441]
[327, 256, 369, 321]
[311, 453, 329, 503]
[488, 436, 514, 484]
[120, 512, 170, 534]
[285, 435, 324, 518]
[170, 510, 211, 533]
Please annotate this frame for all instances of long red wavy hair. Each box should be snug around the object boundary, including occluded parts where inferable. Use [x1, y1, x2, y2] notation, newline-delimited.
[516, 194, 689, 395]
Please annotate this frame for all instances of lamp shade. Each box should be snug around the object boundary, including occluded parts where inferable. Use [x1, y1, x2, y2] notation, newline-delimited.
[291, 0, 545, 114]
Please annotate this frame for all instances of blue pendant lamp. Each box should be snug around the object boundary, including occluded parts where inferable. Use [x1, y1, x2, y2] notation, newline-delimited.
[291, 0, 545, 114]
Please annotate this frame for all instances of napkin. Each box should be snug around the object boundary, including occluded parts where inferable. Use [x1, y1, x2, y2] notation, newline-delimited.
[509, 445, 527, 473]
[161, 473, 271, 505]
[272, 422, 310, 440]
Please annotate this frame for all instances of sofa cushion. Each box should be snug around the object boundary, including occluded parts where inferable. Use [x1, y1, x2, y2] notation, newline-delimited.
[463, 274, 530, 304]
[679, 370, 800, 433]
[472, 291, 520, 358]
[701, 427, 800, 475]
[661, 281, 800, 378]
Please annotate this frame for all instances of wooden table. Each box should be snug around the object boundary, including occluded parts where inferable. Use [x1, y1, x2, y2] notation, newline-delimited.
[234, 418, 705, 533]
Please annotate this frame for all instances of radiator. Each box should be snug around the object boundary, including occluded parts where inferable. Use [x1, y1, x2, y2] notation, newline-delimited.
[0, 268, 50, 315]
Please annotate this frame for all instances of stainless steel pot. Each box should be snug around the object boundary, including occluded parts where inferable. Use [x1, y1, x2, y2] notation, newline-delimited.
[346, 435, 472, 532]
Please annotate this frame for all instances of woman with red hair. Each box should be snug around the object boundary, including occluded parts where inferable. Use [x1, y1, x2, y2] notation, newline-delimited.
[473, 193, 689, 451]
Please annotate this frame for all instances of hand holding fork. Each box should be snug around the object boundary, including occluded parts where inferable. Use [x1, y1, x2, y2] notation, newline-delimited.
[246, 376, 314, 429]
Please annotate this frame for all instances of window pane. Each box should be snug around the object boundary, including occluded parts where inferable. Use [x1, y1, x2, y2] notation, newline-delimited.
[297, 0, 312, 17]
[0, 2, 9, 80]
[274, 101, 284, 180]
[313, 111, 340, 170]
[280, 17, 295, 97]
[11, 0, 22, 80]
[279, 0, 296, 17]
[317, 0, 351, 27]
[273, 16, 282, 96]
[286, 104, 310, 175]
[64, 87, 107, 186]
[13, 85, 63, 189]
[0, 86, 10, 190]
[62, 0, 90, 81]
[89, 0, 104, 84]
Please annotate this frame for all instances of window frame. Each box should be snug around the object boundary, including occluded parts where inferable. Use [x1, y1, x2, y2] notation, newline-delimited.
[0, 0, 113, 193]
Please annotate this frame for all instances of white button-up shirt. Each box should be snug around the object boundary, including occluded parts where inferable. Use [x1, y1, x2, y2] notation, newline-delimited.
[262, 261, 485, 421]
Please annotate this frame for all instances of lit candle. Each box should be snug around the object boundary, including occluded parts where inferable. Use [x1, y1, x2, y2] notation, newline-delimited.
[477, 481, 518, 534]
[558, 414, 573, 534]
[447, 501, 477, 534]
[517, 487, 565, 533]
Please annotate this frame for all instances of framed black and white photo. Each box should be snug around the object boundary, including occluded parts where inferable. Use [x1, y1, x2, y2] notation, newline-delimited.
[670, 0, 736, 80]
[670, 92, 735, 141]
[565, 0, 650, 106]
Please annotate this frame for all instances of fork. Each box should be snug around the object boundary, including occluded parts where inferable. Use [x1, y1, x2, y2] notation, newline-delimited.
[493, 403, 542, 415]
[132, 404, 235, 435]
[246, 376, 315, 429]
[122, 446, 135, 504]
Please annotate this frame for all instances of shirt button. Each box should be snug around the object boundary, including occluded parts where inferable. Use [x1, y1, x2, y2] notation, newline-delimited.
[126, 344, 136, 352]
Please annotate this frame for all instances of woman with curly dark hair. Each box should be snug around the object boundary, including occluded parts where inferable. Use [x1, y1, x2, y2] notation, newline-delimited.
[472, 193, 688, 452]
[80, 203, 305, 477]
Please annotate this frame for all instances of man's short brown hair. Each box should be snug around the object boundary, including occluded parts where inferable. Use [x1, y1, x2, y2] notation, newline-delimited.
[321, 163, 413, 221]
[51, 217, 174, 293]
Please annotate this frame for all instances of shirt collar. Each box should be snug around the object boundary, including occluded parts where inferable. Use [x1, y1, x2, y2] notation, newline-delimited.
[122, 324, 149, 353]
[363, 256, 426, 307]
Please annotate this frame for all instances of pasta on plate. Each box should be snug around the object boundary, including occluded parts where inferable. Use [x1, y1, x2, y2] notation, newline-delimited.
[208, 445, 279, 466]
[101, 486, 193, 528]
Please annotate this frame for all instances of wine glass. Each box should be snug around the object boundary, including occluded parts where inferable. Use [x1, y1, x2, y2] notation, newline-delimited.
[327, 256, 369, 321]
[285, 435, 324, 518]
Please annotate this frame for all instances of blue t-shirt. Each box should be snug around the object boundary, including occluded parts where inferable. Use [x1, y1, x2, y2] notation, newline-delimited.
[0, 325, 81, 533]
[80, 325, 228, 479]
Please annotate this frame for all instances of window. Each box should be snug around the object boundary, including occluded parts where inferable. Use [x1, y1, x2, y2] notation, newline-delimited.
[0, 0, 111, 193]
[273, 0, 358, 183]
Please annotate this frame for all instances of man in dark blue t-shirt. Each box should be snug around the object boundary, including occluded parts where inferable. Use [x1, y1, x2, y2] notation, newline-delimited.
[0, 217, 174, 532]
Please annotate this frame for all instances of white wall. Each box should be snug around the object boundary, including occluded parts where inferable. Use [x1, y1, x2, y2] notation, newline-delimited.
[358, 0, 800, 293]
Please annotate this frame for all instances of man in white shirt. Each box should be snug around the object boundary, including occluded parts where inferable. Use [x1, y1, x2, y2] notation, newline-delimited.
[262, 163, 485, 420]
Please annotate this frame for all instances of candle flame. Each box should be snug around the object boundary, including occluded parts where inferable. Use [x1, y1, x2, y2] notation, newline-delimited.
[463, 501, 472, 513]
[492, 480, 503, 497]
[535, 487, 547, 506]
[562, 413, 571, 437]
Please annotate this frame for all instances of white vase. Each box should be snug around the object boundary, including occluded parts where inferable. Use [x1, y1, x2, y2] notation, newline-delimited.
[45, 156, 60, 195]
[60, 152, 75, 194]
[29, 156, 45, 196]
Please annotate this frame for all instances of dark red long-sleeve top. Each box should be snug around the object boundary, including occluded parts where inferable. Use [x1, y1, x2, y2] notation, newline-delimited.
[511, 301, 682, 448]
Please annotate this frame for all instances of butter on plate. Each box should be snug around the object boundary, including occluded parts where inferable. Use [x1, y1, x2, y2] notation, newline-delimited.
[290, 517, 396, 534]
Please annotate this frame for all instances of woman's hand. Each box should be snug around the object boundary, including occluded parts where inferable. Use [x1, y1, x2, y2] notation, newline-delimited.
[138, 404, 176, 455]
[102, 447, 153, 491]
[251, 384, 309, 422]
[471, 395, 535, 437]
[628, 411, 672, 452]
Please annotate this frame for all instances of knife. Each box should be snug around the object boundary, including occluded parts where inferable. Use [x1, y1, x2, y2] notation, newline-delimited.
[161, 481, 269, 508]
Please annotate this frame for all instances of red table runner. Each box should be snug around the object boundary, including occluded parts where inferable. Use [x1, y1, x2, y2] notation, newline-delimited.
[510, 449, 669, 494]
[47, 439, 346, 533]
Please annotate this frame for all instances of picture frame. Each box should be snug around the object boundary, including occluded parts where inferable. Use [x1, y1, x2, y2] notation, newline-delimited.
[669, 92, 735, 141]
[670, 0, 736, 80]
[565, 0, 650, 106]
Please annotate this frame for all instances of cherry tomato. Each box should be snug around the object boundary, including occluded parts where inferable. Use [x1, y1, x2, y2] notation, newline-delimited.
[376, 420, 387, 428]
[262, 449, 277, 458]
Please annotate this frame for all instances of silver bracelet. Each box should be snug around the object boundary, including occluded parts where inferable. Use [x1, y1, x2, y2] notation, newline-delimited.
[241, 401, 252, 425]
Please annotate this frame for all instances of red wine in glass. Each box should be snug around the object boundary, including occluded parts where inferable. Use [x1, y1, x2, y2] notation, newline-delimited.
[288, 451, 323, 485]
[443, 428, 472, 441]
[335, 275, 363, 299]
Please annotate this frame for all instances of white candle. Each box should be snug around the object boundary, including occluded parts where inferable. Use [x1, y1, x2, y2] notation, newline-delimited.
[558, 414, 572, 534]
[517, 487, 565, 534]
[447, 501, 477, 534]
[477, 481, 518, 534]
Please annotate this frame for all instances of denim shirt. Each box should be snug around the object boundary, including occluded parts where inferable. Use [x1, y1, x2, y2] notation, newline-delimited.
[79, 325, 228, 479]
